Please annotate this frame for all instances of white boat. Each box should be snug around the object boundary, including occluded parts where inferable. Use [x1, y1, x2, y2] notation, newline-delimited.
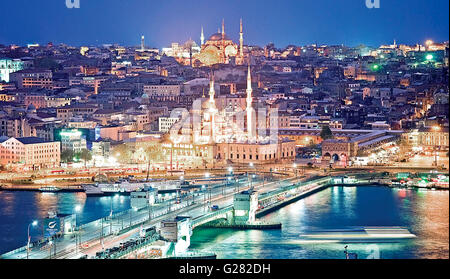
[39, 186, 62, 192]
[299, 226, 416, 242]
[83, 180, 179, 196]
[83, 184, 104, 196]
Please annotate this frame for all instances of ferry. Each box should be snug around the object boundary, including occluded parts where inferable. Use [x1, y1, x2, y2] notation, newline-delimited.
[39, 186, 62, 193]
[83, 179, 181, 196]
[299, 227, 416, 243]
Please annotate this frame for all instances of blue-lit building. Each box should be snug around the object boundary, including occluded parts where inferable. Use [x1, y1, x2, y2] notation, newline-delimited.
[0, 58, 24, 82]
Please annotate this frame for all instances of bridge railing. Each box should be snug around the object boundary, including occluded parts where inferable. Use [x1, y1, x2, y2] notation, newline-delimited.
[259, 176, 331, 202]
[100, 234, 160, 259]
[1, 245, 28, 259]
[192, 206, 233, 227]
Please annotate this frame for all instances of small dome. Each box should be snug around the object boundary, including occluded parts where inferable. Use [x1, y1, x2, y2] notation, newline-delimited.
[27, 103, 36, 112]
[184, 39, 198, 48]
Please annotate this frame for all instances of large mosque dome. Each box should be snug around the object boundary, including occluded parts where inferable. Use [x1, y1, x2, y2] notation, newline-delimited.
[208, 33, 231, 41]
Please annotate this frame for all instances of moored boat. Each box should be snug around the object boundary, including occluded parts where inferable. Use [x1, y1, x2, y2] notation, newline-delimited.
[39, 186, 62, 193]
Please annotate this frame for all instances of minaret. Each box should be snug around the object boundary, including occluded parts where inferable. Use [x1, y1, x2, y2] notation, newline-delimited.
[246, 64, 255, 141]
[222, 19, 225, 39]
[201, 26, 205, 46]
[141, 35, 145, 51]
[239, 18, 244, 59]
[208, 71, 217, 143]
[209, 71, 215, 105]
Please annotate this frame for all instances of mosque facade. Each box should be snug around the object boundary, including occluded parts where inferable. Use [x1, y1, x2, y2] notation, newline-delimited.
[162, 19, 245, 67]
[164, 66, 295, 166]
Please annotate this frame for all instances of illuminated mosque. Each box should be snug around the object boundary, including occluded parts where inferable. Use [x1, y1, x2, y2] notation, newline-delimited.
[162, 19, 245, 67]
[167, 65, 296, 165]
[197, 19, 245, 66]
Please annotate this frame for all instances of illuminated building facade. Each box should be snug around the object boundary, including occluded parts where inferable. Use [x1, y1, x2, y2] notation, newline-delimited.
[196, 19, 245, 66]
[0, 58, 24, 83]
[0, 136, 60, 170]
[59, 129, 87, 153]
[9, 69, 53, 89]
[166, 67, 295, 166]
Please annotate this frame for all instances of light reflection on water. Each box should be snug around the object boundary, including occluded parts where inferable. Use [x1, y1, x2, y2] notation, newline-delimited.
[0, 186, 448, 258]
[0, 191, 130, 254]
[190, 186, 449, 259]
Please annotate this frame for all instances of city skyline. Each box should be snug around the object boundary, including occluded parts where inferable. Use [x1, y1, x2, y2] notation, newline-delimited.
[0, 0, 448, 263]
[0, 0, 449, 48]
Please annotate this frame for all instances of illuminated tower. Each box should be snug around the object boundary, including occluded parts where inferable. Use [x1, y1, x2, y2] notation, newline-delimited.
[209, 71, 216, 105]
[239, 18, 244, 60]
[246, 64, 255, 141]
[141, 35, 145, 51]
[221, 19, 225, 40]
[208, 71, 218, 143]
[200, 26, 205, 46]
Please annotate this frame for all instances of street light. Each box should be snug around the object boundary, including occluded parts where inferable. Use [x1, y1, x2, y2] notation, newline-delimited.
[27, 220, 38, 259]
[110, 195, 119, 234]
[130, 207, 138, 227]
[74, 205, 81, 255]
[48, 240, 53, 259]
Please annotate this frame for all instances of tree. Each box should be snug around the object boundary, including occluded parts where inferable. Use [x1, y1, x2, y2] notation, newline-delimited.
[61, 149, 74, 163]
[320, 125, 333, 140]
[34, 57, 61, 71]
[145, 144, 164, 181]
[112, 144, 133, 164]
[78, 149, 92, 168]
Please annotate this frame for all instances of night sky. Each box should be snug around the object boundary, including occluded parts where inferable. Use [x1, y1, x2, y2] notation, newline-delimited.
[0, 0, 448, 48]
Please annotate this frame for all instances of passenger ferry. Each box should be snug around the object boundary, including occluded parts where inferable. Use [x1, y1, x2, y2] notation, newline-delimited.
[299, 227, 416, 242]
[83, 179, 181, 196]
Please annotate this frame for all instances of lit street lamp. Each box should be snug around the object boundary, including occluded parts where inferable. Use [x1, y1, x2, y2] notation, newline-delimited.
[109, 195, 119, 234]
[130, 207, 138, 227]
[27, 220, 38, 259]
[48, 240, 53, 259]
[73, 205, 81, 255]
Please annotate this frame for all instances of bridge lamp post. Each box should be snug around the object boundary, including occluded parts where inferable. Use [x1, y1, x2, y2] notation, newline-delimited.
[248, 163, 255, 189]
[109, 197, 114, 235]
[236, 178, 240, 193]
[208, 186, 212, 209]
[293, 163, 298, 178]
[74, 205, 82, 255]
[48, 240, 53, 259]
[27, 220, 38, 259]
[148, 199, 153, 221]
[130, 207, 138, 227]
[226, 167, 233, 195]
[201, 185, 207, 211]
